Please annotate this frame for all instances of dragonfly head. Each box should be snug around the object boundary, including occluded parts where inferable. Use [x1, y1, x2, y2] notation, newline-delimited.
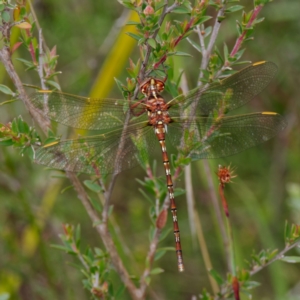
[140, 77, 165, 97]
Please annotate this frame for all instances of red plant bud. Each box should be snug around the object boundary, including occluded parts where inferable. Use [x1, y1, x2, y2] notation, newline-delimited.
[144, 5, 154, 15]
[232, 276, 240, 300]
[156, 209, 168, 229]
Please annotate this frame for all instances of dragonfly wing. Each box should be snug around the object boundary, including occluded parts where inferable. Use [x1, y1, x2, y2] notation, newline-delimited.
[167, 113, 286, 159]
[34, 121, 159, 175]
[168, 61, 278, 117]
[30, 90, 147, 130]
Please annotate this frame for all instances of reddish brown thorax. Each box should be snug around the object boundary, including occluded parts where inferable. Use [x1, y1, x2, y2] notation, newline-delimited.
[139, 78, 172, 127]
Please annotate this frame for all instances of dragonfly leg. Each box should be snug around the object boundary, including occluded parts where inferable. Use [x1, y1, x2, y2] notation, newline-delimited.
[130, 98, 147, 116]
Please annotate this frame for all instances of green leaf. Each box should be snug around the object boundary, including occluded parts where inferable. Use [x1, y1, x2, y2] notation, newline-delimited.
[83, 180, 103, 193]
[194, 15, 212, 26]
[115, 284, 126, 299]
[159, 227, 172, 242]
[16, 58, 35, 68]
[253, 17, 265, 25]
[154, 247, 174, 261]
[89, 197, 102, 212]
[223, 43, 229, 60]
[243, 280, 261, 289]
[147, 38, 156, 49]
[0, 138, 13, 146]
[148, 225, 156, 242]
[60, 185, 73, 194]
[187, 38, 202, 53]
[43, 137, 59, 145]
[120, 1, 136, 10]
[17, 116, 29, 134]
[1, 10, 10, 22]
[209, 269, 224, 285]
[225, 5, 244, 13]
[0, 99, 17, 106]
[172, 5, 191, 14]
[11, 119, 18, 133]
[174, 188, 185, 197]
[46, 80, 61, 91]
[114, 77, 126, 93]
[75, 224, 81, 248]
[284, 220, 291, 243]
[20, 6, 27, 17]
[51, 244, 72, 252]
[138, 187, 153, 204]
[0, 84, 15, 96]
[126, 32, 143, 42]
[150, 267, 164, 275]
[154, 249, 166, 261]
[168, 51, 192, 57]
[280, 256, 300, 263]
[255, 0, 271, 4]
[93, 219, 103, 226]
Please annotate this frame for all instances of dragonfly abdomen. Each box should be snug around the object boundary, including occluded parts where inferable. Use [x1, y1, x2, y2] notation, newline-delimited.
[155, 123, 184, 272]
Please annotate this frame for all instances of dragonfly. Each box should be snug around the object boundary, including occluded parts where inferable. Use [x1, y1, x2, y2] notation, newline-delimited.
[30, 61, 286, 272]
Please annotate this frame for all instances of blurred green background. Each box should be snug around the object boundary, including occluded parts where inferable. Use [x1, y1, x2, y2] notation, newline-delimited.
[0, 0, 300, 299]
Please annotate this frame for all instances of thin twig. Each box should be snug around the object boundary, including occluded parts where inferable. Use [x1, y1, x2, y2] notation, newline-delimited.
[138, 227, 161, 296]
[199, 6, 225, 80]
[180, 72, 197, 239]
[0, 12, 142, 300]
[193, 206, 219, 294]
[165, 2, 180, 14]
[202, 161, 229, 264]
[103, 2, 170, 219]
[250, 241, 300, 276]
[67, 173, 142, 300]
[139, 0, 168, 81]
[0, 47, 50, 132]
[197, 24, 206, 55]
[103, 3, 180, 296]
[38, 29, 46, 90]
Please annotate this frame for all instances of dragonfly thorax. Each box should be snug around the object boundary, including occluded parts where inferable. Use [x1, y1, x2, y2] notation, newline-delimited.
[146, 96, 171, 126]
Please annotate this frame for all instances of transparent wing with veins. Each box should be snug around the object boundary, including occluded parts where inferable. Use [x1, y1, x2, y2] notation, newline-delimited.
[30, 91, 148, 131]
[167, 61, 278, 117]
[31, 61, 286, 175]
[34, 112, 286, 174]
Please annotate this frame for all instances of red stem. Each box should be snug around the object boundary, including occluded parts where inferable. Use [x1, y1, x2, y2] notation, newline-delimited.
[230, 5, 263, 57]
[153, 17, 194, 69]
[219, 184, 229, 217]
[25, 28, 37, 64]
[232, 276, 240, 300]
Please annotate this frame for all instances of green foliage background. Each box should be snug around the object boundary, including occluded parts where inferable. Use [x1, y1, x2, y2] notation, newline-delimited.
[0, 0, 300, 299]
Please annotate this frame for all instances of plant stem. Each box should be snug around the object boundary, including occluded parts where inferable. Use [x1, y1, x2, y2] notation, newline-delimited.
[225, 215, 236, 275]
[0, 47, 50, 132]
[203, 161, 229, 261]
[250, 240, 300, 276]
[230, 5, 263, 57]
[68, 173, 142, 300]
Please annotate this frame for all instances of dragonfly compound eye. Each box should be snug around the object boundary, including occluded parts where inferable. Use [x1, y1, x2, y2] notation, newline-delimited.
[156, 80, 165, 92]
